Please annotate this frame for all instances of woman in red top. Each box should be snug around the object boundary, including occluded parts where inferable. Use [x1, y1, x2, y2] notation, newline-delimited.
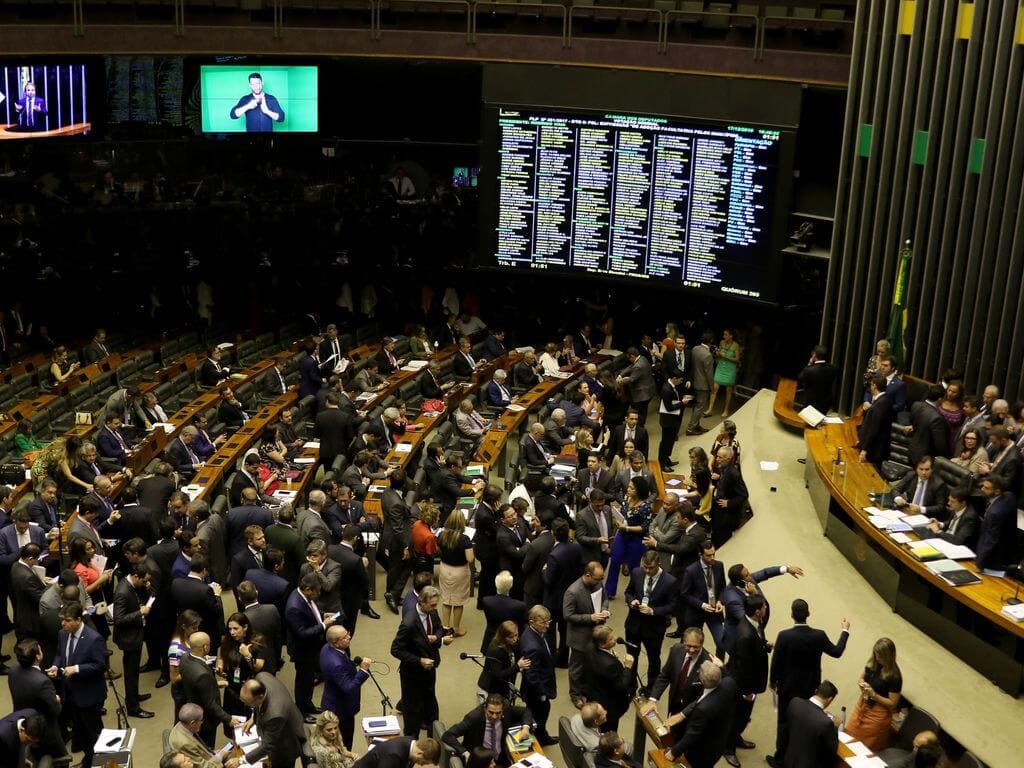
[410, 503, 440, 577]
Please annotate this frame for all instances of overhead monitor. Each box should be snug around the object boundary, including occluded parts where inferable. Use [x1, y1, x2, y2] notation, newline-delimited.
[487, 107, 786, 300]
[0, 63, 90, 139]
[199, 64, 318, 134]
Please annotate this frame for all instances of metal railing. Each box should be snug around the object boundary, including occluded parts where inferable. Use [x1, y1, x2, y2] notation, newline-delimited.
[24, 2, 854, 59]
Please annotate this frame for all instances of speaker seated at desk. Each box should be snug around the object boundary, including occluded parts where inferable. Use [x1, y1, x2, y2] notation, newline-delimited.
[441, 695, 536, 768]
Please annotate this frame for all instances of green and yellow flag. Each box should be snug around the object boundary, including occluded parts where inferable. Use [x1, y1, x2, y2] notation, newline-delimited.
[886, 241, 912, 371]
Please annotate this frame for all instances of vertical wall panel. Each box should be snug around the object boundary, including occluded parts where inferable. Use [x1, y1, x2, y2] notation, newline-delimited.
[825, 0, 1024, 410]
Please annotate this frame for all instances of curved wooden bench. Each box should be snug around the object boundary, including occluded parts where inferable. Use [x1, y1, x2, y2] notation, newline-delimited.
[772, 376, 805, 430]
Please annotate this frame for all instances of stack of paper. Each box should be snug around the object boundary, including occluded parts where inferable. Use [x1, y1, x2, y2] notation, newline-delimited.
[924, 558, 983, 586]
[919, 537, 975, 560]
[901, 513, 932, 526]
[361, 715, 401, 736]
[294, 457, 316, 465]
[907, 542, 943, 561]
[304, 441, 321, 449]
[395, 443, 413, 454]
[181, 484, 203, 501]
[234, 722, 260, 752]
[151, 422, 176, 434]
[1001, 603, 1024, 621]
[506, 404, 526, 412]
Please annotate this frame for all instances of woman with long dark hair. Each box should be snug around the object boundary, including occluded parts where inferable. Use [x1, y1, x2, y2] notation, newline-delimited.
[216, 611, 272, 715]
[605, 476, 653, 597]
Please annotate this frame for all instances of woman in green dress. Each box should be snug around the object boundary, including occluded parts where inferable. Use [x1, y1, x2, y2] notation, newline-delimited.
[408, 324, 433, 358]
[707, 328, 741, 418]
[13, 419, 46, 457]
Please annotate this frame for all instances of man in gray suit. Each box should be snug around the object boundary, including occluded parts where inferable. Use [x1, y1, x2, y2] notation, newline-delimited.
[297, 490, 333, 547]
[616, 347, 656, 420]
[193, 500, 229, 586]
[563, 561, 610, 706]
[647, 493, 683, 572]
[687, 332, 715, 435]
[575, 490, 613, 566]
[241, 671, 308, 768]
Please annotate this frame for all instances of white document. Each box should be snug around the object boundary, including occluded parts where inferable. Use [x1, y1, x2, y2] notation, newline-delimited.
[847, 740, 874, 757]
[91, 554, 108, 573]
[145, 596, 156, 609]
[798, 404, 826, 427]
[506, 404, 526, 412]
[395, 443, 413, 454]
[294, 457, 316, 465]
[152, 422, 176, 434]
[234, 723, 261, 751]
[900, 514, 931, 526]
[552, 464, 575, 474]
[823, 416, 845, 424]
[304, 441, 321, 449]
[845, 757, 887, 768]
[665, 478, 682, 487]
[920, 537, 975, 560]
[181, 484, 203, 501]
[463, 526, 477, 541]
[361, 715, 401, 735]
[759, 461, 780, 471]
[888, 532, 912, 544]
[837, 730, 854, 744]
[868, 515, 891, 529]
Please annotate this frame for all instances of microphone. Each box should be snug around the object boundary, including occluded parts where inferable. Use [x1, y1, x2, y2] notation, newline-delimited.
[459, 652, 484, 660]
[352, 656, 363, 667]
[616, 638, 640, 650]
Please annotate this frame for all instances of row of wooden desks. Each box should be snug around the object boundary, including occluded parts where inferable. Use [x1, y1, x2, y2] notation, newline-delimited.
[804, 418, 1024, 695]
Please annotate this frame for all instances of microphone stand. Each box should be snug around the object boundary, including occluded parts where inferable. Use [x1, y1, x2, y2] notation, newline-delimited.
[364, 665, 395, 717]
[105, 664, 131, 731]
[461, 655, 525, 705]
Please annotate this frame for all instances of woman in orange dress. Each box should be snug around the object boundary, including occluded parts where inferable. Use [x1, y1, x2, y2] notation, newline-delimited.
[844, 637, 903, 751]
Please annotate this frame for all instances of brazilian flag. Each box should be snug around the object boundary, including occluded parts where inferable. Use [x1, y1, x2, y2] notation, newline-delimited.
[886, 241, 912, 371]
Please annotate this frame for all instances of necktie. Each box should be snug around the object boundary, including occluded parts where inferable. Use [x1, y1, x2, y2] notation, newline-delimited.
[514, 526, 522, 545]
[643, 576, 652, 605]
[485, 721, 495, 751]
[254, 550, 264, 568]
[333, 340, 340, 359]
[626, 428, 634, 441]
[28, 98, 33, 126]
[277, 370, 286, 392]
[913, 480, 926, 506]
[425, 613, 432, 636]
[680, 654, 693, 684]
[949, 513, 961, 535]
[705, 565, 714, 594]
[308, 598, 323, 626]
[677, 350, 684, 371]
[100, 344, 108, 357]
[115, 430, 128, 450]
[388, 351, 396, 367]
[596, 511, 608, 540]
[471, 412, 484, 429]
[68, 633, 78, 660]
[47, 504, 57, 528]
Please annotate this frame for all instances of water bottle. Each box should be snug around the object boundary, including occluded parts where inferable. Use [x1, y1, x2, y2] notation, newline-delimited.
[839, 705, 847, 729]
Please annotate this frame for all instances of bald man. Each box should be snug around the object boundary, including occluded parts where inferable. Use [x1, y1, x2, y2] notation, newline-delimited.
[179, 632, 233, 747]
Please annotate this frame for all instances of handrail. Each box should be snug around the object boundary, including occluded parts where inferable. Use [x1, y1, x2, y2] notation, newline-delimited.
[662, 9, 759, 56]
[758, 13, 854, 59]
[568, 4, 659, 50]
[373, 0, 473, 43]
[473, 1, 568, 47]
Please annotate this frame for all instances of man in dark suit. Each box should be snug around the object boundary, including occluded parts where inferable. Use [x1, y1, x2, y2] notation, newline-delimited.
[665, 662, 736, 768]
[1, 510, 48, 586]
[679, 541, 727, 656]
[443, 694, 536, 767]
[226, 494, 274, 557]
[97, 413, 133, 467]
[381, 470, 414, 613]
[858, 375, 894, 464]
[768, 599, 850, 766]
[199, 347, 231, 388]
[520, 423, 554, 472]
[217, 385, 250, 431]
[138, 462, 177, 513]
[25, 480, 60, 531]
[542, 409, 573, 453]
[860, 356, 909, 415]
[796, 346, 838, 414]
[891, 456, 949, 520]
[247, 546, 292, 617]
[416, 362, 444, 401]
[352, 736, 441, 768]
[645, 626, 715, 740]
[0, 710, 47, 768]
[376, 337, 404, 375]
[575, 454, 614, 509]
[721, 562, 803, 653]
[541, 522, 582, 665]
[318, 325, 347, 373]
[724, 595, 771, 763]
[901, 386, 951, 464]
[287, 573, 336, 718]
[711, 446, 748, 547]
[781, 681, 840, 768]
[645, 501, 705, 592]
[496, 504, 531, 598]
[263, 358, 290, 397]
[180, 631, 234, 747]
[321, 624, 372, 748]
[238, 580, 284, 668]
[165, 428, 205, 479]
[49, 601, 107, 768]
[976, 475, 1019, 570]
[115, 487, 159, 546]
[330, 525, 373, 637]
[512, 351, 541, 390]
[583, 625, 635, 731]
[522, 515, 555, 608]
[452, 337, 479, 379]
[623, 551, 677, 689]
[605, 410, 650, 464]
[980, 426, 1023, 496]
[657, 376, 691, 471]
[391, 586, 449, 736]
[315, 393, 356, 473]
[519, 605, 558, 746]
[241, 672, 309, 768]
[483, 329, 508, 360]
[486, 369, 514, 410]
[170, 556, 224, 648]
[473, 486, 502, 608]
[925, 487, 980, 548]
[616, 349, 656, 420]
[480, 571, 529, 653]
[113, 564, 155, 718]
[298, 343, 324, 399]
[9, 542, 46, 640]
[230, 525, 266, 595]
[575, 490, 613, 567]
[8, 638, 66, 761]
